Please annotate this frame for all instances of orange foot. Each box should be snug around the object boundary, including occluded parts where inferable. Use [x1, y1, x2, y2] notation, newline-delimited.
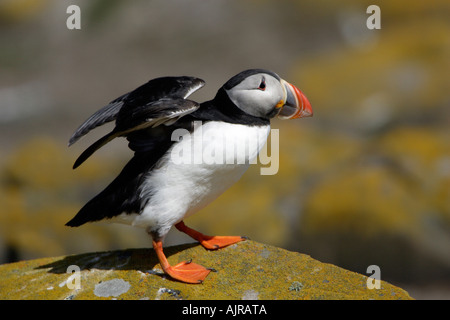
[152, 240, 212, 284]
[164, 260, 212, 284]
[175, 221, 247, 250]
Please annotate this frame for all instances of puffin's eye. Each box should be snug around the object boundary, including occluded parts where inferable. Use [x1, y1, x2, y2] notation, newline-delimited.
[258, 78, 266, 91]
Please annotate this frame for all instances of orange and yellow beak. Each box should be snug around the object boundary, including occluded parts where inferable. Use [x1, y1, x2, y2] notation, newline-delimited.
[277, 79, 313, 120]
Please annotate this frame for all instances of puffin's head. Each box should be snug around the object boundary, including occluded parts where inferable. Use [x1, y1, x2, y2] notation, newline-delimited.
[223, 69, 313, 120]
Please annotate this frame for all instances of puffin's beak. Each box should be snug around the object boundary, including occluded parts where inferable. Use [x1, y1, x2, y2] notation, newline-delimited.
[278, 79, 313, 119]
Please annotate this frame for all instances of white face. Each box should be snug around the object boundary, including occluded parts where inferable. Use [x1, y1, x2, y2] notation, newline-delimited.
[224, 74, 286, 119]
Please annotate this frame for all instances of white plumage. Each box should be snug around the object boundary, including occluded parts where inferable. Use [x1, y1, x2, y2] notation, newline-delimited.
[115, 121, 271, 239]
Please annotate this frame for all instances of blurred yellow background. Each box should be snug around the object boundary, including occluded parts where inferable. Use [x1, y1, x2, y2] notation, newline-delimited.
[0, 0, 449, 299]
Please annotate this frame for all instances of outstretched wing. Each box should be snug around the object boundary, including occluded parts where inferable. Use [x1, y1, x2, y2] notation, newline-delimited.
[68, 76, 205, 146]
[72, 98, 199, 169]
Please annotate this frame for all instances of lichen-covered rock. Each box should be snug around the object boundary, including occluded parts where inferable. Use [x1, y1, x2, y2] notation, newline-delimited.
[0, 240, 412, 300]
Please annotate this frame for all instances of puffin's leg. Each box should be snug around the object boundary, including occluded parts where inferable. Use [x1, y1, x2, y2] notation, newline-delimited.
[152, 239, 211, 284]
[175, 221, 246, 250]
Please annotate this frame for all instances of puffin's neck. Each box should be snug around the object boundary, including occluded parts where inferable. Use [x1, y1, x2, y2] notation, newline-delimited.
[195, 88, 270, 126]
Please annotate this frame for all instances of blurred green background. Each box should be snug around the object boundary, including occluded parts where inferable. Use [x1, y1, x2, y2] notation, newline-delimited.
[0, 0, 449, 299]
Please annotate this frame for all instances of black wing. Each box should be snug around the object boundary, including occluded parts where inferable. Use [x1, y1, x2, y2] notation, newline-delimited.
[66, 76, 205, 227]
[68, 76, 205, 146]
[72, 98, 199, 169]
[70, 76, 205, 168]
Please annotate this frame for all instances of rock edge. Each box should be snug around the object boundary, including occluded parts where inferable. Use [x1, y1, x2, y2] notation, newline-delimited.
[0, 240, 413, 300]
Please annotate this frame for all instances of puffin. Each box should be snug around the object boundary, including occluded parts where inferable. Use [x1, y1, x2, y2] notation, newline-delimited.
[66, 69, 312, 284]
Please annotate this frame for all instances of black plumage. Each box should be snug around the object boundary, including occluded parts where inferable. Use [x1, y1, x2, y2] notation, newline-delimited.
[68, 76, 205, 146]
[66, 73, 270, 227]
[65, 69, 312, 284]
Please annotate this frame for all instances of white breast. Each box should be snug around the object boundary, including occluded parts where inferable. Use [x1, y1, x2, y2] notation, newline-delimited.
[118, 121, 270, 235]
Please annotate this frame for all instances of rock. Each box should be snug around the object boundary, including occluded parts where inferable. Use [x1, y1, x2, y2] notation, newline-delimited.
[0, 240, 412, 300]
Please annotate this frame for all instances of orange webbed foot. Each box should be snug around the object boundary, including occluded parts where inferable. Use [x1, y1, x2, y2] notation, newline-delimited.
[152, 239, 213, 284]
[197, 235, 247, 250]
[175, 221, 247, 250]
[164, 260, 213, 284]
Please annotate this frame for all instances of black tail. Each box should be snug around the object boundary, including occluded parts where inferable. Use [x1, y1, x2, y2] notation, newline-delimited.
[66, 153, 153, 227]
[65, 172, 141, 227]
[65, 194, 118, 227]
[65, 211, 90, 227]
